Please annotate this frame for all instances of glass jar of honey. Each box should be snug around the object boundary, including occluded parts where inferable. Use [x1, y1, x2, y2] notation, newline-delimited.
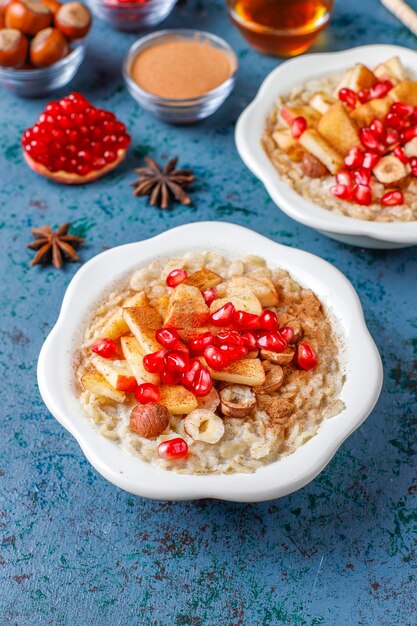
[227, 0, 334, 57]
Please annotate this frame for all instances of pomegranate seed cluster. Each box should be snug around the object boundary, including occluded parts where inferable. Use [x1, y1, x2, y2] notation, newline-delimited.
[21, 92, 131, 176]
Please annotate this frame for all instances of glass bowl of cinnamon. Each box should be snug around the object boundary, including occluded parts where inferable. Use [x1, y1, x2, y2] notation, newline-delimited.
[86, 0, 177, 31]
[123, 29, 238, 124]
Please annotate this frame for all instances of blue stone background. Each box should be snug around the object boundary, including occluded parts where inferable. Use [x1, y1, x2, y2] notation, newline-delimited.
[1, 0, 416, 624]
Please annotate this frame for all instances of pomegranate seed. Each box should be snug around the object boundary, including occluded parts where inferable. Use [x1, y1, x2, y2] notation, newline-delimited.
[202, 287, 217, 306]
[391, 102, 413, 117]
[298, 342, 319, 370]
[160, 369, 182, 385]
[219, 344, 248, 363]
[215, 330, 243, 346]
[257, 332, 287, 353]
[353, 184, 373, 206]
[188, 332, 215, 355]
[135, 382, 160, 404]
[394, 146, 409, 164]
[385, 112, 406, 131]
[91, 338, 117, 358]
[193, 366, 212, 397]
[410, 157, 417, 175]
[359, 128, 385, 153]
[400, 127, 417, 144]
[182, 359, 203, 390]
[291, 116, 307, 139]
[336, 170, 354, 188]
[143, 349, 168, 373]
[210, 302, 235, 327]
[358, 89, 371, 104]
[381, 190, 404, 206]
[370, 80, 393, 100]
[204, 345, 228, 370]
[280, 327, 295, 344]
[116, 376, 138, 392]
[166, 269, 188, 288]
[240, 331, 258, 350]
[158, 438, 188, 460]
[344, 146, 364, 169]
[338, 88, 357, 109]
[330, 184, 352, 201]
[354, 168, 371, 186]
[362, 151, 381, 169]
[156, 327, 180, 348]
[233, 310, 261, 330]
[385, 129, 400, 146]
[165, 350, 189, 373]
[370, 119, 386, 141]
[259, 310, 279, 331]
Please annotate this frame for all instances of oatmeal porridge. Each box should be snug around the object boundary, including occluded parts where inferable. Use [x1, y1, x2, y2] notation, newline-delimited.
[263, 56, 417, 222]
[77, 251, 345, 475]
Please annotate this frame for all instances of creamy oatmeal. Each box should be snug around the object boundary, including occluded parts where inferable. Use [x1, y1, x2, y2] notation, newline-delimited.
[77, 252, 345, 475]
[263, 56, 417, 222]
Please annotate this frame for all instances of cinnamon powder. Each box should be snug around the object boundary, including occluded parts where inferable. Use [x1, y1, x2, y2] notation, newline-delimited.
[130, 38, 233, 99]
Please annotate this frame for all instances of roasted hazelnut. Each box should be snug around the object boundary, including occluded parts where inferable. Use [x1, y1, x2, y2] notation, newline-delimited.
[30, 26, 68, 67]
[220, 385, 256, 418]
[130, 402, 170, 439]
[261, 347, 295, 366]
[0, 27, 28, 67]
[0, 0, 14, 15]
[40, 0, 62, 14]
[300, 153, 329, 178]
[0, 13, 4, 26]
[54, 1, 91, 40]
[253, 362, 284, 394]
[5, 0, 51, 36]
[184, 409, 224, 444]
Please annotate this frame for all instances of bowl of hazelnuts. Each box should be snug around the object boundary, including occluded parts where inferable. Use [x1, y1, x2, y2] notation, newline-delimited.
[0, 0, 91, 97]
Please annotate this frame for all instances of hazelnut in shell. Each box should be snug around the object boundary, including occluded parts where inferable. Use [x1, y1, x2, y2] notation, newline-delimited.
[54, 1, 91, 40]
[130, 402, 170, 439]
[0, 27, 28, 67]
[30, 26, 68, 67]
[0, 0, 14, 14]
[220, 385, 256, 418]
[40, 0, 62, 14]
[5, 0, 51, 36]
[0, 14, 4, 26]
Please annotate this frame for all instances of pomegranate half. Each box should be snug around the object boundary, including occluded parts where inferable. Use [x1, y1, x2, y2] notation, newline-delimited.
[21, 92, 131, 184]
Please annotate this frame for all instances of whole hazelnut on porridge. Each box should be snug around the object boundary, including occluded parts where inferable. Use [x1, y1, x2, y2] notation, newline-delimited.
[130, 403, 170, 439]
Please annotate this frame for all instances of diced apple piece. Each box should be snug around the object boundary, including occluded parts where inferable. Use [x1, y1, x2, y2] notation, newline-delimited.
[101, 291, 148, 340]
[210, 291, 263, 316]
[159, 385, 198, 415]
[272, 129, 298, 150]
[349, 64, 377, 91]
[404, 138, 417, 158]
[81, 371, 126, 403]
[120, 336, 160, 385]
[351, 96, 393, 128]
[209, 359, 266, 386]
[227, 276, 279, 307]
[334, 68, 354, 96]
[390, 81, 417, 106]
[152, 295, 170, 320]
[317, 103, 362, 155]
[186, 268, 222, 292]
[309, 92, 335, 115]
[280, 104, 321, 128]
[372, 155, 408, 185]
[123, 306, 162, 354]
[299, 129, 344, 175]
[91, 355, 133, 389]
[164, 284, 209, 328]
[374, 56, 407, 83]
[177, 326, 215, 342]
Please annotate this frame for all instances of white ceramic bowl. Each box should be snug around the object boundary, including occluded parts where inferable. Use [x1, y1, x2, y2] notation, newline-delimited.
[235, 44, 417, 249]
[37, 222, 382, 501]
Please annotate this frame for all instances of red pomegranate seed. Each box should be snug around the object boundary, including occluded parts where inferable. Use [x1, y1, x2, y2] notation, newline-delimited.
[257, 333, 287, 353]
[330, 184, 352, 201]
[362, 151, 381, 169]
[233, 310, 261, 330]
[202, 287, 217, 306]
[370, 119, 387, 141]
[370, 80, 393, 99]
[143, 349, 168, 373]
[354, 168, 371, 186]
[259, 310, 279, 331]
[160, 369, 182, 385]
[165, 350, 190, 373]
[358, 89, 371, 104]
[156, 327, 180, 348]
[359, 128, 385, 153]
[192, 366, 212, 397]
[391, 102, 413, 117]
[280, 326, 294, 344]
[338, 88, 357, 109]
[158, 438, 188, 460]
[215, 330, 243, 345]
[182, 359, 202, 390]
[188, 332, 215, 354]
[344, 146, 364, 169]
[210, 302, 235, 327]
[92, 338, 117, 358]
[410, 157, 417, 175]
[385, 112, 406, 131]
[353, 184, 373, 206]
[336, 170, 354, 188]
[135, 382, 160, 404]
[385, 129, 400, 146]
[166, 269, 188, 288]
[116, 376, 138, 392]
[291, 116, 307, 139]
[381, 190, 404, 206]
[297, 342, 319, 370]
[204, 345, 228, 370]
[394, 146, 409, 164]
[240, 331, 258, 350]
[400, 126, 417, 143]
[219, 344, 248, 362]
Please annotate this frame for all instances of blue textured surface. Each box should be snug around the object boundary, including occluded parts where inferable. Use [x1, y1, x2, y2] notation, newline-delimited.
[1, 1, 416, 624]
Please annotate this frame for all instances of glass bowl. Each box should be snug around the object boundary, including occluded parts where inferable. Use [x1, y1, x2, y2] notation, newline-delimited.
[86, 0, 177, 32]
[0, 41, 86, 98]
[123, 29, 238, 124]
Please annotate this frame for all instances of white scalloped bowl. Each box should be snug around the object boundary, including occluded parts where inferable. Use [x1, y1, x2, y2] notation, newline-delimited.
[37, 222, 382, 501]
[235, 44, 417, 249]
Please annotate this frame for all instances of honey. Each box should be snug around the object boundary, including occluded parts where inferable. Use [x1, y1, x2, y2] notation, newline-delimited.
[228, 0, 333, 57]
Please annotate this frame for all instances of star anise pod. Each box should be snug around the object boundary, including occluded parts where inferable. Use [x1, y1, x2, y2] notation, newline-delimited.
[131, 156, 195, 210]
[27, 223, 85, 269]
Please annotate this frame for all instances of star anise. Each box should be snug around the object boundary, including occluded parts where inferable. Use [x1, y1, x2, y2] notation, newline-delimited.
[131, 156, 195, 210]
[27, 223, 85, 269]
